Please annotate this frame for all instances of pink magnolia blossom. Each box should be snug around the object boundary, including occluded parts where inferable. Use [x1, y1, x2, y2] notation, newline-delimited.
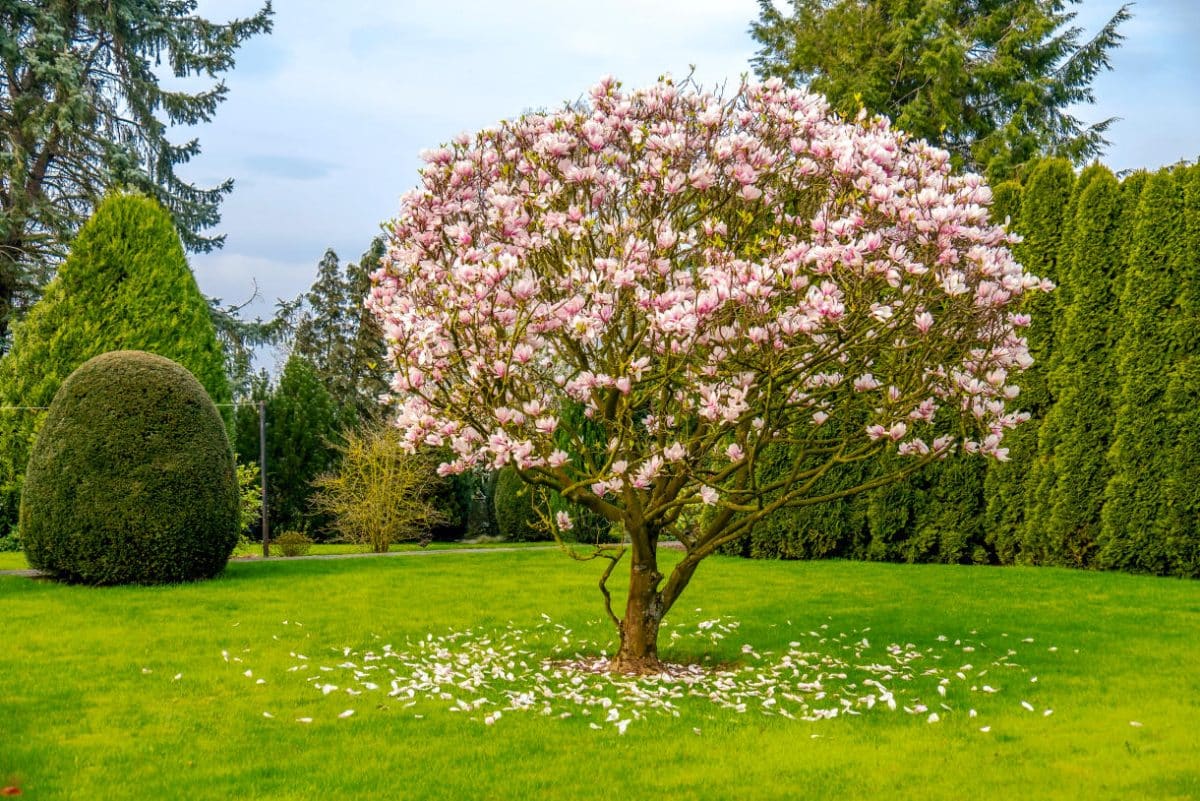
[371, 73, 1044, 540]
[372, 75, 1048, 665]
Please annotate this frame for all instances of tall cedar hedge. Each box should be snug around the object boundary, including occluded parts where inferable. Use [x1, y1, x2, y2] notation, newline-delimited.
[723, 160, 1199, 576]
[1098, 168, 1185, 573]
[0, 194, 229, 535]
[1158, 165, 1200, 577]
[1023, 162, 1114, 557]
[984, 158, 1074, 563]
[1030, 168, 1124, 565]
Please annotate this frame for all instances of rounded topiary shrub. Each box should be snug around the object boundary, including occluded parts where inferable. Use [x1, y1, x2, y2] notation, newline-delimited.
[21, 350, 240, 584]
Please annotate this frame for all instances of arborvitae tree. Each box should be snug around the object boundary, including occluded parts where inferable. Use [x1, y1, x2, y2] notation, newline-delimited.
[1099, 168, 1186, 573]
[0, 2, 273, 341]
[984, 158, 1074, 562]
[1159, 166, 1200, 577]
[750, 0, 1130, 181]
[1028, 168, 1125, 565]
[263, 353, 343, 535]
[864, 467, 922, 562]
[1023, 161, 1112, 550]
[0, 194, 229, 535]
[990, 180, 1023, 229]
[747, 437, 871, 560]
[910, 456, 990, 564]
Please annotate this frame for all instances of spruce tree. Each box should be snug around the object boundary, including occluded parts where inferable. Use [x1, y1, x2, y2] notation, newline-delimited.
[262, 353, 343, 535]
[1033, 168, 1124, 565]
[0, 193, 229, 534]
[1099, 168, 1186, 573]
[292, 240, 389, 421]
[1159, 165, 1200, 577]
[984, 158, 1074, 562]
[293, 250, 352, 395]
[751, 0, 1129, 180]
[0, 2, 273, 341]
[343, 238, 390, 420]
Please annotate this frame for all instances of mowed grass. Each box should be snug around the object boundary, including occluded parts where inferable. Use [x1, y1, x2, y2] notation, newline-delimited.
[1, 551, 1198, 800]
[0, 539, 549, 570]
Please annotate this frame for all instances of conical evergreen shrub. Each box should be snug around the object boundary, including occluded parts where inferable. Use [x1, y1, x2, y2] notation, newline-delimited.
[1023, 163, 1118, 557]
[1099, 168, 1186, 573]
[984, 158, 1074, 563]
[0, 194, 229, 535]
[1031, 168, 1125, 565]
[1158, 165, 1200, 577]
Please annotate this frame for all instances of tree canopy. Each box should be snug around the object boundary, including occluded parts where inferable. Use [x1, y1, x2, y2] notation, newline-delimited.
[750, 0, 1130, 181]
[0, 0, 273, 341]
[371, 76, 1047, 671]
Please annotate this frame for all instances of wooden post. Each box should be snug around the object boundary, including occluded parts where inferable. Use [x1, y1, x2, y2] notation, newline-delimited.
[259, 399, 270, 558]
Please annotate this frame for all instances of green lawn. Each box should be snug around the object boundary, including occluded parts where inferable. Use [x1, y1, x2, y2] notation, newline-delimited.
[2, 551, 1197, 800]
[0, 539, 549, 570]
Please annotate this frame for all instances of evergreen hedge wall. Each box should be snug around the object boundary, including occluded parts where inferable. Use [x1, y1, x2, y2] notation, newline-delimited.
[736, 160, 1200, 577]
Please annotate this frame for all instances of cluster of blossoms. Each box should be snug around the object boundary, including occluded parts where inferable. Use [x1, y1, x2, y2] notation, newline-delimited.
[368, 75, 1048, 518]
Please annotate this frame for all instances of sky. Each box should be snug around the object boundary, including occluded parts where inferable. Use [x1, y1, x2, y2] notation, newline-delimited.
[180, 0, 1198, 339]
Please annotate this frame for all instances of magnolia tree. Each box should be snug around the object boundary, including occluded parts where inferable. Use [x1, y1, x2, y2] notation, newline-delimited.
[369, 76, 1047, 672]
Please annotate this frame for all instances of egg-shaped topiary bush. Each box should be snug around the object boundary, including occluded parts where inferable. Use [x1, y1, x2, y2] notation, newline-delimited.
[21, 350, 240, 584]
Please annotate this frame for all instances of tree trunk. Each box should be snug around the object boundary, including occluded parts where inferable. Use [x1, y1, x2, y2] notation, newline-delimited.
[609, 548, 665, 673]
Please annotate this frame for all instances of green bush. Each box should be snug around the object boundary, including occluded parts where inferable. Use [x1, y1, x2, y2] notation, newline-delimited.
[273, 531, 313, 557]
[20, 351, 240, 584]
[493, 467, 549, 541]
[744, 442, 870, 560]
[0, 528, 19, 552]
[0, 193, 230, 536]
[426, 457, 471, 541]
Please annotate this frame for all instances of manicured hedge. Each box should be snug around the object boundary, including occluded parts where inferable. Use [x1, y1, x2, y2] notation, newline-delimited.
[21, 351, 239, 584]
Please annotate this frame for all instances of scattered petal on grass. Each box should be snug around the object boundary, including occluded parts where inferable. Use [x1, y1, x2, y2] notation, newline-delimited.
[244, 615, 1052, 735]
[338, 710, 355, 719]
[141, 668, 152, 675]
[1043, 709, 1053, 717]
[262, 712, 273, 719]
[173, 673, 183, 681]
[979, 726, 991, 733]
[1021, 701, 1035, 712]
[1130, 721, 1143, 728]
[295, 717, 312, 724]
